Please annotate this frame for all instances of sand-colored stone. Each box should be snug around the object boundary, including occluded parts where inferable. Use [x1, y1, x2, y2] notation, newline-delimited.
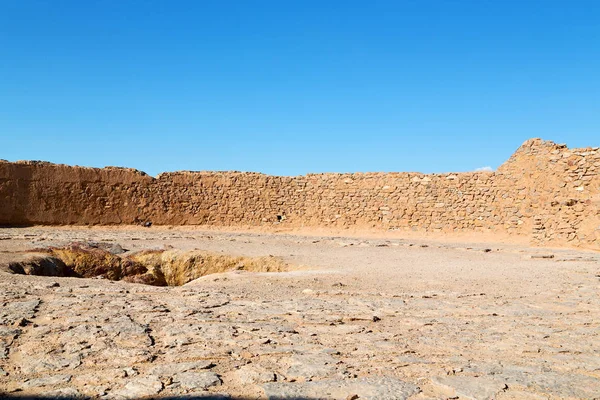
[1, 138, 598, 250]
[5, 246, 289, 287]
[1, 227, 599, 399]
[0, 138, 599, 399]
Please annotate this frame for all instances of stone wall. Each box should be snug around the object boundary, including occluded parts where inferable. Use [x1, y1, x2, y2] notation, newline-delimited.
[0, 138, 598, 249]
[497, 139, 600, 247]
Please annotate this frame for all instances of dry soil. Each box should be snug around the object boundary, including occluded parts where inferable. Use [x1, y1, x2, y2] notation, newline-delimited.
[0, 226, 599, 399]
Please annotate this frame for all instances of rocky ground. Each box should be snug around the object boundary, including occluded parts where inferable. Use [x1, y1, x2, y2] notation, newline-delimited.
[0, 226, 599, 399]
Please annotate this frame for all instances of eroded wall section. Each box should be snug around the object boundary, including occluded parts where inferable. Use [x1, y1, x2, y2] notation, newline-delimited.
[0, 139, 598, 249]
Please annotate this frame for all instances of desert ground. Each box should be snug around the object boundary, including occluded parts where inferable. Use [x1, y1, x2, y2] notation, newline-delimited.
[0, 226, 599, 399]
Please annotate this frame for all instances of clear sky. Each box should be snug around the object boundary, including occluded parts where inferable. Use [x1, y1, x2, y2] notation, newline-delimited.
[1, 1, 598, 176]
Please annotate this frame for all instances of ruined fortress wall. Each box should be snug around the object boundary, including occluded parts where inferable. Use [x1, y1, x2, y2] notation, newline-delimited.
[496, 139, 599, 248]
[0, 139, 598, 249]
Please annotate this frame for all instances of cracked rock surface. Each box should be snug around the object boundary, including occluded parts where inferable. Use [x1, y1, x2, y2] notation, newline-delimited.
[0, 226, 599, 399]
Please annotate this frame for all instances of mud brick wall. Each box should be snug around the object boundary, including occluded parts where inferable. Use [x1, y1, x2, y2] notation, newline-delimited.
[0, 139, 598, 249]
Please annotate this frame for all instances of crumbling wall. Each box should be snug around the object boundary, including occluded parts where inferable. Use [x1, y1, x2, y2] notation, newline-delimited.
[497, 139, 600, 247]
[0, 139, 598, 249]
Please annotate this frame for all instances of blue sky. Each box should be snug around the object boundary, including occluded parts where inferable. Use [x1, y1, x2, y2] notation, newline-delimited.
[1, 1, 598, 176]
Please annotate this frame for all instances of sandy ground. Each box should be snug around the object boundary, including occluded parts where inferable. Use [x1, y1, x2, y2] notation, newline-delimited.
[0, 226, 599, 399]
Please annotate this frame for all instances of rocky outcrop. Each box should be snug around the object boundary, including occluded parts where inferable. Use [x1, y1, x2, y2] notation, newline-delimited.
[0, 139, 598, 249]
[4, 245, 289, 286]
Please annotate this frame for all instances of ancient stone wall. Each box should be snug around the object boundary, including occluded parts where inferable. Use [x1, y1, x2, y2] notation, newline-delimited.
[0, 139, 598, 249]
[497, 139, 600, 247]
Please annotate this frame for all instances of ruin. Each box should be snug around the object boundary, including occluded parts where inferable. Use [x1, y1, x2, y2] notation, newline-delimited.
[1, 138, 598, 249]
[1, 138, 600, 399]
